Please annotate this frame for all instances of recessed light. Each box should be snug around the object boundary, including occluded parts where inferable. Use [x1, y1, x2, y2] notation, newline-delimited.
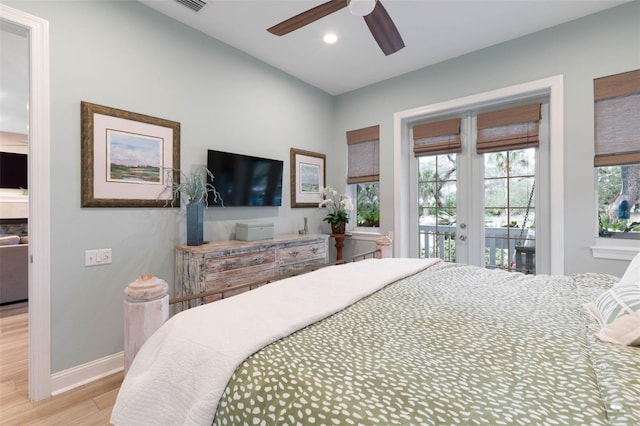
[323, 33, 338, 44]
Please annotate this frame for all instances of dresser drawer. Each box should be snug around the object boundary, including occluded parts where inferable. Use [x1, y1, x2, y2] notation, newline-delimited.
[205, 249, 276, 272]
[203, 267, 276, 304]
[279, 242, 326, 265]
[279, 257, 326, 275]
[205, 265, 277, 293]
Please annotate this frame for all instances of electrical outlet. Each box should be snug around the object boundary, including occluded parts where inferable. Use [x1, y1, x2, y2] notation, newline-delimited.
[101, 249, 112, 264]
[85, 249, 112, 266]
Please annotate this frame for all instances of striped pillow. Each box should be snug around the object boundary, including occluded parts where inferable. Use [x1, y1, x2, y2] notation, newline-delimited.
[586, 251, 640, 346]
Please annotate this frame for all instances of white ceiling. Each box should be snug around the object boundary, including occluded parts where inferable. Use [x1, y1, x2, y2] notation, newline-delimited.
[138, 0, 630, 95]
[0, 0, 630, 138]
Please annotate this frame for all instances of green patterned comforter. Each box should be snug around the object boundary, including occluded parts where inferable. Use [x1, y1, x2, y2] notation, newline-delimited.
[213, 262, 640, 426]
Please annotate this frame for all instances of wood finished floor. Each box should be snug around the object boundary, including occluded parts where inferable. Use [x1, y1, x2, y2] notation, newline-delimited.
[0, 302, 123, 425]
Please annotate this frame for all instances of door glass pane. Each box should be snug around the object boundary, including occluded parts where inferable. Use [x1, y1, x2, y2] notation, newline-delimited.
[509, 177, 535, 207]
[418, 154, 457, 261]
[484, 149, 536, 274]
[485, 178, 507, 207]
[484, 152, 508, 178]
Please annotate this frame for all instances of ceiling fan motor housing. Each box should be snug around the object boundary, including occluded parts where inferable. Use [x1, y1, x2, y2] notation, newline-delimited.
[348, 0, 377, 17]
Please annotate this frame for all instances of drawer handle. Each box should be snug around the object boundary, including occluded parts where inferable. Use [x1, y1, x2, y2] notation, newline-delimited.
[252, 256, 265, 264]
[312, 247, 319, 254]
[289, 250, 299, 257]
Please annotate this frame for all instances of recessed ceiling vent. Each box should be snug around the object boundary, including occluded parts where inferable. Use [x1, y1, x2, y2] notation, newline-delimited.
[175, 0, 207, 12]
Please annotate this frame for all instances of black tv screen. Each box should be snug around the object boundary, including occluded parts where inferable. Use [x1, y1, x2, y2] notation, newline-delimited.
[0, 152, 28, 189]
[207, 150, 283, 207]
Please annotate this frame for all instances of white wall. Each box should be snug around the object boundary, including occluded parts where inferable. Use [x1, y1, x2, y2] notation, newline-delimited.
[3, 0, 334, 373]
[332, 1, 640, 277]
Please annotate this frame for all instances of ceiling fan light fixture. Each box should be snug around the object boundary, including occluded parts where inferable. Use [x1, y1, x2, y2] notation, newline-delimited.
[348, 0, 376, 17]
[324, 33, 338, 44]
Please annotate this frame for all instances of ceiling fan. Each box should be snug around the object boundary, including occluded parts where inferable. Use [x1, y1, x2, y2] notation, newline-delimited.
[267, 0, 405, 56]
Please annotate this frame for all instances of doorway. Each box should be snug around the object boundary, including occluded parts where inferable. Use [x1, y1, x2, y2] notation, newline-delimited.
[0, 4, 51, 401]
[413, 103, 547, 274]
[393, 76, 565, 275]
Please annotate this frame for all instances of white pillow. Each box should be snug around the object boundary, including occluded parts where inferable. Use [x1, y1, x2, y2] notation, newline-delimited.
[585, 251, 640, 346]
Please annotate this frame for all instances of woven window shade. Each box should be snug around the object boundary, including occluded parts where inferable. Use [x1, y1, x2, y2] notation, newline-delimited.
[412, 118, 461, 157]
[476, 103, 541, 154]
[347, 125, 379, 184]
[594, 69, 640, 167]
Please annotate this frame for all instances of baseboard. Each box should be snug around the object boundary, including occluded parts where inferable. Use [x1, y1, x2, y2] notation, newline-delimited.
[50, 351, 124, 396]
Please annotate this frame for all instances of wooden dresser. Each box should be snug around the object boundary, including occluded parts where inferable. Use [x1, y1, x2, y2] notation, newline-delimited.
[174, 234, 329, 311]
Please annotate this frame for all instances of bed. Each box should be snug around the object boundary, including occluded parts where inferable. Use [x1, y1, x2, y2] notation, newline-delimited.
[111, 255, 640, 426]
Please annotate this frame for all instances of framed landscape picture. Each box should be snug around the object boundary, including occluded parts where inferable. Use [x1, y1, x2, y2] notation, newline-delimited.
[81, 101, 180, 207]
[290, 148, 325, 208]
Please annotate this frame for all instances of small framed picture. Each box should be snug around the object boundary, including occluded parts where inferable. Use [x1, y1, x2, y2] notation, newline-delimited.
[290, 148, 326, 208]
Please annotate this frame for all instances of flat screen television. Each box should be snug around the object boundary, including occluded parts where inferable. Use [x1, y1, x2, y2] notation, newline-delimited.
[207, 150, 283, 207]
[0, 152, 28, 189]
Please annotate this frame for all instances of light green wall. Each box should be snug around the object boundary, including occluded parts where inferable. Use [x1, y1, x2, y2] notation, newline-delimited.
[333, 1, 640, 277]
[3, 0, 334, 372]
[2, 0, 638, 375]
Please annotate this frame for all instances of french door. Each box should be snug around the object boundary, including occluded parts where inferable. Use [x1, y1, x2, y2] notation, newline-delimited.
[412, 104, 549, 274]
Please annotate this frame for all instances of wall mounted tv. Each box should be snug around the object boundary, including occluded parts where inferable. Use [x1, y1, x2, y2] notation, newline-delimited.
[0, 152, 28, 189]
[207, 150, 283, 207]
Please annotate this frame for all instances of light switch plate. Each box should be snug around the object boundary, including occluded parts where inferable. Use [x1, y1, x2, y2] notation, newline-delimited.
[85, 248, 112, 266]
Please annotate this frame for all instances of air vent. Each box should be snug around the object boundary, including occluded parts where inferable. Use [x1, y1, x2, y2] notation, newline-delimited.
[175, 0, 207, 12]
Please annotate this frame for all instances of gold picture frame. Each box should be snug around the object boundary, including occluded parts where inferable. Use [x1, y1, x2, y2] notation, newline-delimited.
[290, 148, 326, 208]
[81, 101, 180, 207]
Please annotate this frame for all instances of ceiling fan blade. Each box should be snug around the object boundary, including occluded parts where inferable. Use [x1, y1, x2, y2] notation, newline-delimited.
[363, 1, 405, 55]
[268, 0, 348, 36]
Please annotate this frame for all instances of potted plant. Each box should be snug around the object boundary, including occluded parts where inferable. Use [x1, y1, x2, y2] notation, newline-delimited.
[162, 166, 223, 246]
[319, 186, 353, 235]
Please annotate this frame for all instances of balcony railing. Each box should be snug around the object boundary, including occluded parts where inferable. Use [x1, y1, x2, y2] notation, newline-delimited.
[419, 225, 535, 274]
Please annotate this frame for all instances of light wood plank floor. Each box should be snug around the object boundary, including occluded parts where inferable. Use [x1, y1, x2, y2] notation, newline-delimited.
[0, 302, 123, 425]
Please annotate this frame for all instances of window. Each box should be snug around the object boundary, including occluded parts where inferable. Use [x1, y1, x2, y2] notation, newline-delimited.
[347, 125, 380, 229]
[355, 183, 379, 227]
[594, 69, 640, 239]
[418, 154, 457, 260]
[483, 148, 536, 273]
[597, 165, 640, 237]
[477, 103, 540, 273]
[413, 117, 461, 260]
